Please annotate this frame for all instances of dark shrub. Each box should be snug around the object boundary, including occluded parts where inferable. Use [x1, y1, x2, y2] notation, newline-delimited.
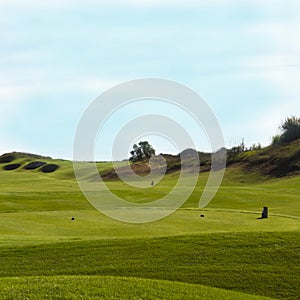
[40, 164, 59, 173]
[278, 116, 300, 144]
[0, 154, 16, 163]
[3, 163, 21, 170]
[24, 161, 46, 170]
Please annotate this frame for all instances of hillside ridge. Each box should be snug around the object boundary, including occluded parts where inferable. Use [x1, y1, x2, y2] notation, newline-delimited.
[1, 138, 299, 178]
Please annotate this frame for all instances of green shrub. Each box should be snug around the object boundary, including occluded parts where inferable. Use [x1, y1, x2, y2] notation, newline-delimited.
[272, 134, 281, 145]
[272, 116, 300, 145]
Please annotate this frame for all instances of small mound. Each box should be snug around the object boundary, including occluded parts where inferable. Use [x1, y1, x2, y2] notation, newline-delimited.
[40, 164, 59, 173]
[3, 163, 21, 171]
[0, 154, 16, 163]
[24, 161, 46, 170]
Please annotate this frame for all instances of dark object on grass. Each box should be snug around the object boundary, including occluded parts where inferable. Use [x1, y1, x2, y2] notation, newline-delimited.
[24, 161, 46, 170]
[200, 214, 205, 218]
[71, 217, 75, 221]
[151, 180, 154, 186]
[0, 154, 15, 163]
[40, 164, 59, 173]
[261, 206, 268, 219]
[3, 163, 21, 171]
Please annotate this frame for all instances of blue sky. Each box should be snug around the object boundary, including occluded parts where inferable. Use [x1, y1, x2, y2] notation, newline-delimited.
[0, 0, 299, 160]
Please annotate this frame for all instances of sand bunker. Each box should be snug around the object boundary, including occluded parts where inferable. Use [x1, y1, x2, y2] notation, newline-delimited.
[3, 163, 21, 171]
[24, 161, 47, 170]
[40, 164, 59, 173]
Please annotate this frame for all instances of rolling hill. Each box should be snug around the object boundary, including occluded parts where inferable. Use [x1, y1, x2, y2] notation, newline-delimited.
[1, 138, 299, 179]
[0, 140, 299, 299]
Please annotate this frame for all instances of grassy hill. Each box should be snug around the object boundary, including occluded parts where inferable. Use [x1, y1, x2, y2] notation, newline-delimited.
[0, 141, 299, 299]
[1, 138, 299, 179]
[228, 138, 300, 177]
[97, 139, 300, 180]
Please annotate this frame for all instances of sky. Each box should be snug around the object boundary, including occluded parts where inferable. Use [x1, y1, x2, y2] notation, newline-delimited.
[0, 0, 299, 161]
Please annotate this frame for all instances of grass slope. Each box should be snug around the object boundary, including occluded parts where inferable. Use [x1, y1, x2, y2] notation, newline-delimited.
[0, 232, 299, 299]
[0, 149, 299, 299]
[228, 138, 300, 177]
[0, 276, 275, 300]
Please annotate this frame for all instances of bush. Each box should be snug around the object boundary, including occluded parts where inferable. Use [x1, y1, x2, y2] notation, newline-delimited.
[280, 116, 300, 143]
[272, 116, 300, 145]
[272, 134, 281, 145]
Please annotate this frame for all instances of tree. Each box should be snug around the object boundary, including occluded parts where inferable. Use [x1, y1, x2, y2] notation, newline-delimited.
[272, 116, 300, 145]
[129, 141, 155, 162]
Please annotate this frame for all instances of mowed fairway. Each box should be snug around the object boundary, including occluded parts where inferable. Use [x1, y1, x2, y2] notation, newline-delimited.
[0, 157, 299, 299]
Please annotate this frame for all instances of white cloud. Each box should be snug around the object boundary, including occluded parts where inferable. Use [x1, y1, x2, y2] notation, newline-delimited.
[1, 50, 48, 65]
[104, 0, 296, 8]
[238, 3, 300, 125]
[0, 70, 121, 95]
[0, 0, 293, 9]
[0, 0, 69, 10]
[0, 74, 121, 157]
[0, 87, 31, 114]
[240, 54, 300, 69]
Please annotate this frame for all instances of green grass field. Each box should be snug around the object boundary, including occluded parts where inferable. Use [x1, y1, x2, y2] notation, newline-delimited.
[0, 153, 299, 299]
